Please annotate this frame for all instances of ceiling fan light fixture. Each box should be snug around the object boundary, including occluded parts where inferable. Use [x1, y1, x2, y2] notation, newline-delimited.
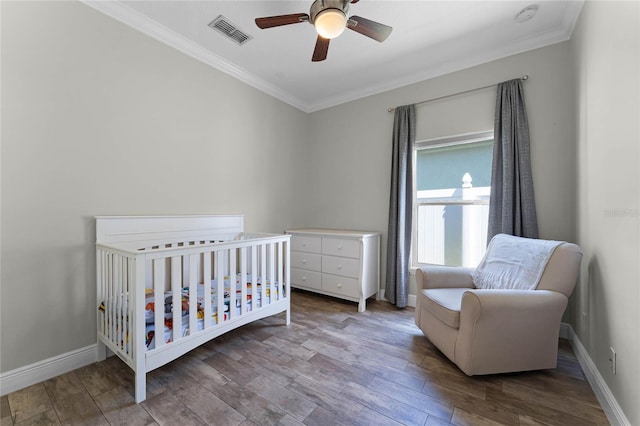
[314, 8, 347, 39]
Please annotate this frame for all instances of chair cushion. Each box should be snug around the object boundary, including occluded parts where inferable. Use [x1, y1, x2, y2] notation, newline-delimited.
[420, 288, 470, 329]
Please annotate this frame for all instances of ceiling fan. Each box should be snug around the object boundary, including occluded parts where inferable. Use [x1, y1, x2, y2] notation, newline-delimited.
[255, 0, 393, 62]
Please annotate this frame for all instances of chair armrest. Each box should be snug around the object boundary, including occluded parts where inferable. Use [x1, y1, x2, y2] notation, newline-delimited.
[416, 265, 474, 290]
[461, 289, 567, 315]
[455, 289, 568, 375]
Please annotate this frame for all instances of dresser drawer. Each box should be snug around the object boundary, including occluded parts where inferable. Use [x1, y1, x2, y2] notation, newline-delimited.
[322, 274, 360, 298]
[291, 251, 321, 272]
[291, 268, 322, 290]
[291, 235, 321, 253]
[321, 237, 360, 258]
[322, 255, 360, 279]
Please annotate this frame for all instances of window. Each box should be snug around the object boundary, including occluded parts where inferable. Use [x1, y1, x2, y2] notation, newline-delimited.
[413, 132, 493, 268]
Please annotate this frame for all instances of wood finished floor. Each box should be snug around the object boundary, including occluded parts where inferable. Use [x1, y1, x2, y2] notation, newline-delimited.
[1, 290, 609, 426]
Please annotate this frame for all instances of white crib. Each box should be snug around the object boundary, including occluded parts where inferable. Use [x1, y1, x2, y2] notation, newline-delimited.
[95, 215, 290, 403]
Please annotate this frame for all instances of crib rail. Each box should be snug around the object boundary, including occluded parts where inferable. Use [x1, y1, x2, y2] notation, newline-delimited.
[96, 233, 290, 374]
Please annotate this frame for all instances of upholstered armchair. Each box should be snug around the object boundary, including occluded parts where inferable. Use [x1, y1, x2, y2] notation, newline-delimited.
[415, 234, 582, 376]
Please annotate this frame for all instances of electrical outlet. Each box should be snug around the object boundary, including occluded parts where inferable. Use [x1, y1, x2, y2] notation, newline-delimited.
[609, 347, 616, 374]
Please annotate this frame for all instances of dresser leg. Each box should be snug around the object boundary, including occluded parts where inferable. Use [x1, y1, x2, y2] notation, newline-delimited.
[358, 298, 366, 313]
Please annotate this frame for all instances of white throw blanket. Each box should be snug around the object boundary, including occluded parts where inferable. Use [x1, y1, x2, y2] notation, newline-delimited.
[472, 234, 562, 290]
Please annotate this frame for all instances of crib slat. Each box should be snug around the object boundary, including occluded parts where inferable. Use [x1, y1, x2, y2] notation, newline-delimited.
[240, 247, 247, 315]
[189, 254, 198, 336]
[117, 254, 124, 351]
[171, 256, 181, 344]
[122, 256, 129, 354]
[277, 241, 283, 301]
[216, 252, 225, 324]
[104, 253, 109, 342]
[269, 243, 276, 305]
[229, 249, 237, 319]
[260, 244, 267, 308]
[103, 251, 109, 338]
[109, 254, 115, 345]
[127, 256, 134, 355]
[121, 255, 127, 349]
[250, 245, 257, 312]
[203, 252, 212, 330]
[154, 259, 165, 349]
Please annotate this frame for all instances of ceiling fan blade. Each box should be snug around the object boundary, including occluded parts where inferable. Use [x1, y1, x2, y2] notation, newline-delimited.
[312, 36, 330, 62]
[347, 15, 392, 42]
[255, 13, 309, 29]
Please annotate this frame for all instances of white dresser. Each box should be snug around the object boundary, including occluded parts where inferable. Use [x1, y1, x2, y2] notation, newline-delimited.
[285, 229, 380, 312]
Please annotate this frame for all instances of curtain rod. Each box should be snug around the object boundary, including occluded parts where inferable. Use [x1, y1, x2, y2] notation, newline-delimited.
[387, 75, 529, 112]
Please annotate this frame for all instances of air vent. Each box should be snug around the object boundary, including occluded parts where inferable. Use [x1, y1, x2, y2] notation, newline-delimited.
[208, 15, 252, 46]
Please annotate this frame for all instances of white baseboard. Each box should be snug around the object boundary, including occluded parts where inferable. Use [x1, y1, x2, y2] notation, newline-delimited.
[559, 322, 571, 340]
[565, 324, 630, 426]
[377, 289, 417, 308]
[407, 294, 416, 308]
[0, 345, 97, 396]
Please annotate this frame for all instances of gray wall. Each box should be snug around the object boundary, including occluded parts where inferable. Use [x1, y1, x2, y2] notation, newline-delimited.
[1, 1, 308, 373]
[571, 1, 640, 424]
[305, 42, 575, 297]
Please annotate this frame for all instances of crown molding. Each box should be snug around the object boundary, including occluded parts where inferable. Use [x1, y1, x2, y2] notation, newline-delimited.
[304, 11, 581, 112]
[82, 0, 583, 114]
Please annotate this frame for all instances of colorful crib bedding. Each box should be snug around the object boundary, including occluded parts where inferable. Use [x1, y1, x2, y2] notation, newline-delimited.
[100, 274, 280, 351]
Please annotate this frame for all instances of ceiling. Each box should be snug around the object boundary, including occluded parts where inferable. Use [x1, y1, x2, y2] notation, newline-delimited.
[85, 1, 583, 112]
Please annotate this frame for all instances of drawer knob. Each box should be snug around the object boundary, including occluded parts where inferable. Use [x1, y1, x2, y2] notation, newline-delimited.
[338, 245, 342, 249]
[302, 259, 307, 264]
[302, 276, 307, 281]
[338, 265, 342, 269]
[337, 283, 343, 288]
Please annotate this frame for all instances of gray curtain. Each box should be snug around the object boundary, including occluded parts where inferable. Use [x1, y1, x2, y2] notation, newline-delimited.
[386, 105, 415, 308]
[488, 79, 538, 241]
